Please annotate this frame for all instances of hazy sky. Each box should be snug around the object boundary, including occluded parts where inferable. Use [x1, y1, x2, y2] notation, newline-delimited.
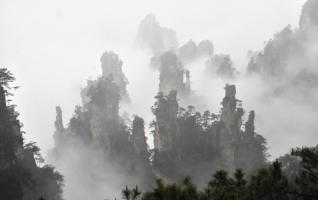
[0, 0, 307, 158]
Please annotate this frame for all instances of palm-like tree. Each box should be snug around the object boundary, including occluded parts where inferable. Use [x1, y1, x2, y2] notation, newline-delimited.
[122, 186, 131, 200]
[132, 186, 142, 200]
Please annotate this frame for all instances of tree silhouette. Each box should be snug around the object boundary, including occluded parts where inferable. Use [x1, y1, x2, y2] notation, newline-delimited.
[291, 147, 318, 199]
[0, 68, 64, 200]
[122, 186, 131, 200]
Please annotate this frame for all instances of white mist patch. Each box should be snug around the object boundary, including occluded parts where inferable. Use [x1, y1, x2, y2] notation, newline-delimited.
[0, 0, 306, 158]
[182, 58, 226, 113]
[1, 0, 315, 198]
[181, 58, 318, 159]
[48, 145, 130, 200]
[119, 48, 159, 148]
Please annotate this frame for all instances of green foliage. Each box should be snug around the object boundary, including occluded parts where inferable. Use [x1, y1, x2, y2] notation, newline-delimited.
[29, 165, 64, 200]
[24, 142, 45, 164]
[151, 91, 267, 184]
[0, 68, 19, 97]
[140, 178, 200, 200]
[248, 161, 290, 200]
[0, 164, 32, 200]
[121, 146, 318, 200]
[0, 68, 15, 88]
[291, 147, 318, 199]
[203, 169, 248, 200]
[0, 68, 64, 200]
[122, 186, 142, 200]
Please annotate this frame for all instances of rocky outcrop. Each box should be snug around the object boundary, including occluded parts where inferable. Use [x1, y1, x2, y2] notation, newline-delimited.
[87, 77, 120, 149]
[131, 116, 148, 156]
[205, 54, 236, 79]
[0, 69, 63, 200]
[178, 39, 214, 62]
[53, 106, 65, 147]
[299, 0, 318, 30]
[152, 91, 178, 151]
[130, 116, 153, 185]
[158, 52, 191, 96]
[81, 51, 128, 105]
[151, 84, 267, 182]
[50, 58, 154, 198]
[136, 14, 178, 56]
[0, 84, 23, 170]
[245, 110, 255, 135]
[100, 51, 129, 100]
[247, 0, 318, 101]
[217, 84, 244, 171]
[220, 84, 244, 135]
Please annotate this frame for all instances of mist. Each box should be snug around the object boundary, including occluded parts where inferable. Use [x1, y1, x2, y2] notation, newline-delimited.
[2, 0, 318, 199]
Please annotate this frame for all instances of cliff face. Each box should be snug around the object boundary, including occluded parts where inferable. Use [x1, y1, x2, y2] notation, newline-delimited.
[0, 85, 23, 170]
[0, 69, 63, 200]
[178, 39, 214, 63]
[152, 91, 179, 151]
[136, 14, 178, 56]
[53, 106, 64, 147]
[131, 116, 148, 156]
[50, 53, 154, 199]
[49, 46, 268, 194]
[152, 84, 267, 182]
[53, 61, 123, 154]
[53, 77, 123, 154]
[247, 0, 318, 100]
[81, 51, 128, 106]
[100, 51, 129, 101]
[220, 84, 243, 135]
[218, 84, 244, 171]
[87, 77, 120, 151]
[299, 0, 318, 32]
[130, 116, 153, 186]
[205, 54, 236, 79]
[158, 52, 191, 96]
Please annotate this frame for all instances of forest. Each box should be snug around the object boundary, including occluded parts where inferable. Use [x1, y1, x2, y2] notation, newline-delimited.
[1, 0, 318, 200]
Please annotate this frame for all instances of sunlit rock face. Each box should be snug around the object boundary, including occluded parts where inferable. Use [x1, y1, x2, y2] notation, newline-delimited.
[158, 52, 191, 96]
[136, 14, 178, 56]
